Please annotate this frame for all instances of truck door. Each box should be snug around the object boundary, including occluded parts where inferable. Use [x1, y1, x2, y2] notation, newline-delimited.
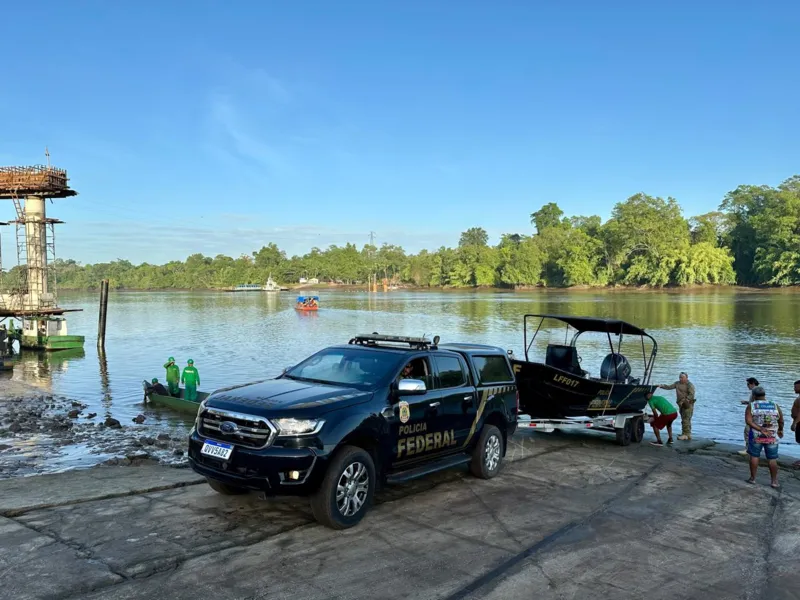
[389, 356, 445, 468]
[432, 353, 476, 450]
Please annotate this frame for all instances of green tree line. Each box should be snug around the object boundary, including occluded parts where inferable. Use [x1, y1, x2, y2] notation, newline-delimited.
[21, 174, 800, 290]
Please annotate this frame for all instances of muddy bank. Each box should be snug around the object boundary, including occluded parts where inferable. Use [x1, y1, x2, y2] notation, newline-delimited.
[3, 377, 798, 481]
[0, 380, 190, 479]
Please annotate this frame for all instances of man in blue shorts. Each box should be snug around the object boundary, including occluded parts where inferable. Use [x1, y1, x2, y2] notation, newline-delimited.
[745, 386, 784, 488]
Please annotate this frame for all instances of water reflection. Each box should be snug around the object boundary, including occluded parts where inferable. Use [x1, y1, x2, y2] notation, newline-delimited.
[11, 348, 86, 390]
[2, 289, 798, 457]
[98, 349, 112, 416]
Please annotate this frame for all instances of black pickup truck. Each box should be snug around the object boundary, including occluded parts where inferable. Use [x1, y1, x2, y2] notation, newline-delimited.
[188, 334, 518, 529]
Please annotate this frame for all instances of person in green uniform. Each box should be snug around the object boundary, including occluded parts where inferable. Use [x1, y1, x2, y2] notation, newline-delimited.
[646, 392, 678, 447]
[6, 321, 16, 354]
[163, 357, 180, 396]
[148, 378, 170, 396]
[181, 359, 200, 402]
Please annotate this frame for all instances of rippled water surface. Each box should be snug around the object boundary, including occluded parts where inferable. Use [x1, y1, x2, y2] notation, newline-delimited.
[6, 288, 800, 456]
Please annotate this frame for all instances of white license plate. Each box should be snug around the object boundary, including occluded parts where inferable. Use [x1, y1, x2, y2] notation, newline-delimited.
[201, 440, 233, 460]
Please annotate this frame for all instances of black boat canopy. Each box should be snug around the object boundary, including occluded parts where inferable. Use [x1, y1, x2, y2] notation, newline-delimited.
[521, 314, 659, 383]
[524, 314, 649, 337]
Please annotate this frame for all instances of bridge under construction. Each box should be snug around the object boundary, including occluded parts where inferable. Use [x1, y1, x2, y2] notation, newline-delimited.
[0, 160, 84, 350]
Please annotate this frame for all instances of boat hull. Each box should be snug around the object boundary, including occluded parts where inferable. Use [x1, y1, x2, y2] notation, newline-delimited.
[22, 334, 86, 351]
[511, 359, 654, 419]
[295, 306, 318, 311]
[146, 389, 211, 414]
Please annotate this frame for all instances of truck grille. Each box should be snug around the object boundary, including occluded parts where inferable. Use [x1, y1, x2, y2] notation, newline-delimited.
[199, 407, 277, 449]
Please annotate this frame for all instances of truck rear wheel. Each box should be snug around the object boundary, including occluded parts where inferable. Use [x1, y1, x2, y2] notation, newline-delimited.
[310, 445, 375, 530]
[470, 424, 504, 479]
[206, 478, 248, 495]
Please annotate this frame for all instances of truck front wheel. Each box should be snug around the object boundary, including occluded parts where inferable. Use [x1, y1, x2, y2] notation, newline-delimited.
[470, 424, 504, 479]
[310, 445, 376, 529]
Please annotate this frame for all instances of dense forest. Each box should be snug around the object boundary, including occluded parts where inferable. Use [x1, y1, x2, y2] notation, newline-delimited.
[23, 175, 800, 290]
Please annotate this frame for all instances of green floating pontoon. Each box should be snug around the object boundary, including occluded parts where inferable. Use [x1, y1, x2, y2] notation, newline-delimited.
[142, 381, 210, 415]
[21, 317, 85, 351]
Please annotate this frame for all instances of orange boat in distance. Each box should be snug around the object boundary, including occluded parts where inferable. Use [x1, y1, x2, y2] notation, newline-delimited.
[295, 295, 319, 311]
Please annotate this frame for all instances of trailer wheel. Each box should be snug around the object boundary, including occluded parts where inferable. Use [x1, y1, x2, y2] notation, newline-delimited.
[631, 416, 645, 444]
[615, 419, 633, 446]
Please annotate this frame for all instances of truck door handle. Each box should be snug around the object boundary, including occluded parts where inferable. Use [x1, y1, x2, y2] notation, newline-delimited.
[463, 395, 473, 402]
[429, 401, 440, 408]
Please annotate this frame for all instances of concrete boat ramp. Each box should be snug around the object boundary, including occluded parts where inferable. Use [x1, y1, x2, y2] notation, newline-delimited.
[2, 432, 800, 600]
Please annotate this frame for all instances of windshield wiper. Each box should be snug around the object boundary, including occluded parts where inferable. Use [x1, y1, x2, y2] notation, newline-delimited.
[283, 373, 329, 385]
[298, 376, 339, 386]
[283, 373, 364, 387]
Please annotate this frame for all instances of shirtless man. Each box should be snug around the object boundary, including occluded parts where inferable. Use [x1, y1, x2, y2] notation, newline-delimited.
[790, 380, 800, 468]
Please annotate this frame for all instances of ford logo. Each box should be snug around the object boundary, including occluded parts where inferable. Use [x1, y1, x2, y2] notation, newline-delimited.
[219, 421, 238, 435]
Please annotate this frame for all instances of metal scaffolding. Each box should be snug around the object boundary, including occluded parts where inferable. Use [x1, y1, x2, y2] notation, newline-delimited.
[0, 163, 76, 317]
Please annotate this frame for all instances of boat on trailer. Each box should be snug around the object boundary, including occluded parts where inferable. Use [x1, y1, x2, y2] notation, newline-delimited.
[511, 314, 658, 445]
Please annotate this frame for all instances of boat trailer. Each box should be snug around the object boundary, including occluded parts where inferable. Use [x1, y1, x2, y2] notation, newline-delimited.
[517, 411, 648, 446]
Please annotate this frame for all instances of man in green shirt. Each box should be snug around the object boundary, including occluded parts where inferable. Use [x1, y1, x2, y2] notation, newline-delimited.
[163, 357, 180, 396]
[181, 359, 200, 401]
[646, 392, 678, 446]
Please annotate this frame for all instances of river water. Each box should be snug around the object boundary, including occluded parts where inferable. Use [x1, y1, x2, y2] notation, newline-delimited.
[5, 288, 800, 461]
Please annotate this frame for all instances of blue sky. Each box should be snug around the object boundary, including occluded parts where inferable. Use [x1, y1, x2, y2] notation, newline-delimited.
[1, 1, 798, 265]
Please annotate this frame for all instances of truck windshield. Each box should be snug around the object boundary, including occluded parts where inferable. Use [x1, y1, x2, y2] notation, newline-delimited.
[283, 347, 401, 389]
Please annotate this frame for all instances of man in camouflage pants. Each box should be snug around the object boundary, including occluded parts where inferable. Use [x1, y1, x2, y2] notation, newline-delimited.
[659, 372, 696, 441]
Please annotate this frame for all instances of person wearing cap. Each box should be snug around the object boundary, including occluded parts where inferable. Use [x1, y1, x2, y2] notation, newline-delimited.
[163, 357, 180, 397]
[149, 377, 170, 396]
[181, 359, 200, 401]
[745, 386, 784, 488]
[658, 372, 696, 441]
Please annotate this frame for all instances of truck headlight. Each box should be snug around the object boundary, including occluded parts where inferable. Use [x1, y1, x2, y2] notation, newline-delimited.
[273, 418, 325, 436]
[194, 398, 209, 428]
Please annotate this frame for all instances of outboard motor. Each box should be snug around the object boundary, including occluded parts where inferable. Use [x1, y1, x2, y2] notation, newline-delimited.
[600, 353, 631, 382]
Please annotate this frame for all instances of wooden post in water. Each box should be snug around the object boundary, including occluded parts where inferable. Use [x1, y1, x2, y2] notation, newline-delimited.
[97, 279, 109, 349]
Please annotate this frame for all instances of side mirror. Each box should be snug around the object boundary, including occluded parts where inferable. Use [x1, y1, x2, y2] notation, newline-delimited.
[397, 379, 427, 395]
